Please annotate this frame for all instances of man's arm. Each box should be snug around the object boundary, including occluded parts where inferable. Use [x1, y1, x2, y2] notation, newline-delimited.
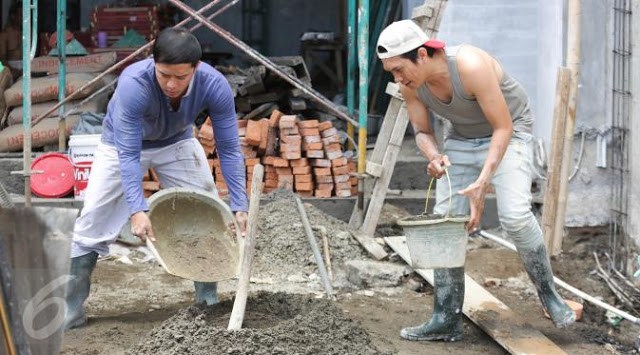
[457, 48, 513, 231]
[400, 85, 449, 178]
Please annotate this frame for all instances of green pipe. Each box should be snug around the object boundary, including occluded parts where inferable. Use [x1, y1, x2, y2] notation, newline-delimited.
[22, 0, 33, 206]
[57, 0, 67, 150]
[357, 0, 368, 174]
[346, 0, 356, 149]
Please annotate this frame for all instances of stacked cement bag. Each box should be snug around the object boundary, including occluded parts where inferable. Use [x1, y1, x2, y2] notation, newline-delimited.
[0, 52, 117, 152]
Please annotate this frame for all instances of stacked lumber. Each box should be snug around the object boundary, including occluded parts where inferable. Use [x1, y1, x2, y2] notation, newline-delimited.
[201, 111, 356, 199]
[219, 56, 312, 119]
[90, 5, 159, 48]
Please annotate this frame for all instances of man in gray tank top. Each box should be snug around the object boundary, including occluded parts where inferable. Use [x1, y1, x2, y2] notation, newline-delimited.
[376, 20, 575, 342]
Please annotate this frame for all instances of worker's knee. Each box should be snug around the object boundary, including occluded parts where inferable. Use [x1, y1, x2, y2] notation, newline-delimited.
[500, 213, 543, 250]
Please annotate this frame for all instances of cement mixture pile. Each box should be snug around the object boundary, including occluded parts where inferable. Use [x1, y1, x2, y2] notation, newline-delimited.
[127, 292, 388, 355]
[252, 190, 369, 279]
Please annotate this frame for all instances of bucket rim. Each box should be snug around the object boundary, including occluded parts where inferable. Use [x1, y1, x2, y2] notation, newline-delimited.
[397, 214, 470, 226]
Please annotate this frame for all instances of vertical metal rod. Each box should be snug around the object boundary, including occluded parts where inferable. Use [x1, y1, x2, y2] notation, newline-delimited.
[57, 0, 67, 151]
[22, 0, 33, 207]
[346, 0, 356, 150]
[356, 0, 369, 208]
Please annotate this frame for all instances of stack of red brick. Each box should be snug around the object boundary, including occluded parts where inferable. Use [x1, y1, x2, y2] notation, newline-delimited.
[198, 111, 357, 198]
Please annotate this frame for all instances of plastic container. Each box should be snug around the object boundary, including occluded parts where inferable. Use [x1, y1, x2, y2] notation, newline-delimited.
[97, 31, 108, 48]
[397, 170, 470, 269]
[30, 152, 75, 198]
[68, 134, 101, 200]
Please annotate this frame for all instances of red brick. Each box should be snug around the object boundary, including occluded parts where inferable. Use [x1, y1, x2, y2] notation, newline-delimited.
[290, 158, 309, 167]
[321, 127, 338, 138]
[318, 121, 333, 131]
[311, 159, 331, 168]
[276, 167, 293, 175]
[269, 109, 284, 128]
[303, 135, 321, 143]
[237, 119, 248, 128]
[350, 176, 358, 186]
[298, 119, 319, 128]
[303, 141, 324, 151]
[295, 181, 313, 191]
[258, 118, 269, 152]
[331, 157, 348, 167]
[281, 151, 302, 160]
[279, 115, 298, 129]
[264, 165, 276, 172]
[277, 175, 294, 190]
[265, 171, 278, 180]
[265, 127, 278, 156]
[262, 156, 275, 165]
[300, 128, 320, 137]
[264, 179, 278, 188]
[293, 165, 312, 175]
[332, 165, 350, 176]
[280, 144, 302, 153]
[306, 150, 324, 158]
[351, 185, 358, 195]
[335, 182, 351, 190]
[272, 157, 290, 167]
[314, 168, 331, 176]
[281, 134, 302, 145]
[324, 142, 342, 152]
[245, 158, 260, 166]
[348, 161, 357, 171]
[295, 174, 313, 183]
[333, 174, 350, 183]
[245, 119, 262, 146]
[297, 191, 314, 198]
[280, 126, 300, 136]
[315, 175, 334, 184]
[263, 187, 277, 194]
[315, 189, 332, 198]
[336, 189, 352, 197]
[322, 135, 341, 145]
[247, 165, 255, 173]
[242, 146, 258, 158]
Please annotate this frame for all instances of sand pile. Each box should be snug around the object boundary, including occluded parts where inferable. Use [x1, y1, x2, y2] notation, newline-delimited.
[127, 292, 388, 355]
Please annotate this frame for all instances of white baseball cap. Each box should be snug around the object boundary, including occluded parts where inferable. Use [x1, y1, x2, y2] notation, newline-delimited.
[376, 20, 445, 59]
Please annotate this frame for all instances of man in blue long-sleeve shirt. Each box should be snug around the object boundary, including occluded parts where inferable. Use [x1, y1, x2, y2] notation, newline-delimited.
[64, 28, 248, 330]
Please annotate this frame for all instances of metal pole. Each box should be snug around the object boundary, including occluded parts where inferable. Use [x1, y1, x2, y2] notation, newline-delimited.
[356, 0, 369, 211]
[346, 0, 356, 149]
[294, 196, 335, 299]
[32, 0, 229, 127]
[57, 0, 67, 151]
[22, 0, 33, 207]
[168, 0, 359, 127]
[476, 230, 640, 326]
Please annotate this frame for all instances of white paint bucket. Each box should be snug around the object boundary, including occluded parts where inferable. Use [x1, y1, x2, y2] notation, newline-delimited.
[68, 134, 101, 200]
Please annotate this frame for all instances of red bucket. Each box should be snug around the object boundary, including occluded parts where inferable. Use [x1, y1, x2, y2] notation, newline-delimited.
[30, 153, 75, 198]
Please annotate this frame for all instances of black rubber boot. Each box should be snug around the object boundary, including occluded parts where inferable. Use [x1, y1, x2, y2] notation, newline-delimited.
[194, 281, 218, 305]
[400, 267, 465, 342]
[64, 251, 98, 330]
[520, 245, 575, 328]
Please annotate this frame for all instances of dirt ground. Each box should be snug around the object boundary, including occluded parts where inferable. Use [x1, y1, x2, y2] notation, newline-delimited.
[60, 194, 640, 355]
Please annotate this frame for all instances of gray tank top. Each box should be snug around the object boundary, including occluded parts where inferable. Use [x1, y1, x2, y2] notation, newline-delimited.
[417, 46, 533, 140]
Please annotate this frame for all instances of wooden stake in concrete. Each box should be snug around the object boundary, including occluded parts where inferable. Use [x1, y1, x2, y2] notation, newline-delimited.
[228, 164, 264, 330]
[542, 67, 571, 252]
[550, 0, 582, 256]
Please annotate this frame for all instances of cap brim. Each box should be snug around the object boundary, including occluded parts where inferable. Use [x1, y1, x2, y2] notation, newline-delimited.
[425, 39, 446, 49]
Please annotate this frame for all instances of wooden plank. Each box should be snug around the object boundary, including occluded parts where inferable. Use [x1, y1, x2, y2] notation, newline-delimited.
[385, 236, 567, 355]
[350, 230, 387, 261]
[360, 104, 409, 237]
[542, 68, 571, 254]
[370, 93, 403, 166]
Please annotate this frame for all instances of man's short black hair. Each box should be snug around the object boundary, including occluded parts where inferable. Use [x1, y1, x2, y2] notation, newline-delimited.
[400, 45, 436, 63]
[153, 28, 202, 66]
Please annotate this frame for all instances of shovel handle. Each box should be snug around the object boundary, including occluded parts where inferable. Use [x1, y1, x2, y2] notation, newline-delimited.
[228, 164, 264, 330]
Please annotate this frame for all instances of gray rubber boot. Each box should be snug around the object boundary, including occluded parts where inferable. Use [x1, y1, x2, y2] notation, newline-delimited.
[400, 267, 465, 342]
[520, 244, 576, 328]
[194, 281, 218, 305]
[64, 251, 98, 330]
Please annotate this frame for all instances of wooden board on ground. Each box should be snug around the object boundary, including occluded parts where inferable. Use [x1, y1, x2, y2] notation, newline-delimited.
[384, 236, 567, 355]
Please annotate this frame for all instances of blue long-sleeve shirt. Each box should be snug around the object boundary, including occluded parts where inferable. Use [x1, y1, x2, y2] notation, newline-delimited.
[101, 58, 247, 215]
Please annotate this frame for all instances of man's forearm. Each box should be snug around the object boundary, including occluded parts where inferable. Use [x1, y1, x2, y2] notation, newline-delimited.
[478, 127, 511, 184]
[415, 131, 441, 161]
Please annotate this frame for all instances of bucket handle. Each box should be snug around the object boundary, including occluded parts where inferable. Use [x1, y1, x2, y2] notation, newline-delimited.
[423, 168, 452, 218]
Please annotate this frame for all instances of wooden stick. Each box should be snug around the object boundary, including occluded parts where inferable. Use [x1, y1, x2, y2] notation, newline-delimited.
[0, 278, 17, 355]
[228, 164, 264, 330]
[314, 226, 334, 281]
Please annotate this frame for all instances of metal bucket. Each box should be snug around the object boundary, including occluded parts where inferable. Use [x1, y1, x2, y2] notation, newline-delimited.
[397, 170, 470, 269]
[146, 187, 241, 282]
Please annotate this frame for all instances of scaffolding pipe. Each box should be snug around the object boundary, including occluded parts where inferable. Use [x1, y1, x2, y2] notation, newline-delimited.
[31, 0, 229, 127]
[356, 0, 369, 208]
[477, 230, 640, 326]
[168, 0, 358, 128]
[57, 0, 67, 150]
[346, 0, 356, 150]
[21, 0, 36, 207]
